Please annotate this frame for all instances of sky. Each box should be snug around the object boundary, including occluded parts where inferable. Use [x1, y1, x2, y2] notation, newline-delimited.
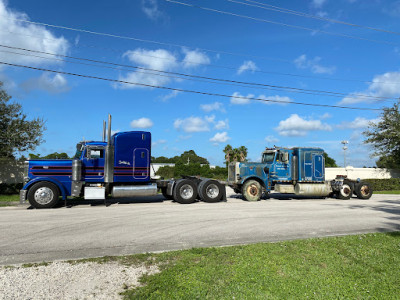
[1, 0, 399, 167]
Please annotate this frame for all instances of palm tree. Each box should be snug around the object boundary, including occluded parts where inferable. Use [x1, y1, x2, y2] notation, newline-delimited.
[238, 146, 248, 162]
[223, 144, 233, 166]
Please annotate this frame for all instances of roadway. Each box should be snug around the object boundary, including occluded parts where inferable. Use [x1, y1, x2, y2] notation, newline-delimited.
[0, 188, 399, 265]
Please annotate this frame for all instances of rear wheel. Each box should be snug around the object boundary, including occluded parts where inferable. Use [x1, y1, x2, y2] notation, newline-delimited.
[198, 180, 223, 203]
[337, 183, 353, 200]
[242, 180, 262, 201]
[173, 179, 198, 204]
[355, 182, 373, 199]
[27, 182, 60, 209]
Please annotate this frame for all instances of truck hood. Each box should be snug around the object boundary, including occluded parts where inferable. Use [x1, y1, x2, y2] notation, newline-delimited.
[28, 159, 73, 178]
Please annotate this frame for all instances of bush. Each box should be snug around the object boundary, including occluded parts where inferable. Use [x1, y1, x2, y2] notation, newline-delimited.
[364, 178, 400, 191]
[156, 163, 227, 180]
[0, 183, 23, 195]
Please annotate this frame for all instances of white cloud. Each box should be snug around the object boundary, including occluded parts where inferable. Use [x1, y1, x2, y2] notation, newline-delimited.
[320, 112, 332, 120]
[259, 95, 292, 105]
[200, 102, 225, 113]
[20, 73, 70, 94]
[152, 139, 167, 147]
[205, 115, 216, 123]
[276, 114, 332, 136]
[230, 92, 253, 105]
[182, 48, 210, 68]
[174, 116, 210, 133]
[340, 71, 400, 104]
[294, 54, 335, 74]
[141, 0, 163, 20]
[337, 117, 380, 129]
[0, 0, 68, 67]
[215, 119, 229, 130]
[237, 60, 258, 75]
[176, 134, 192, 142]
[312, 0, 327, 8]
[118, 48, 210, 89]
[265, 135, 279, 144]
[130, 117, 154, 128]
[124, 48, 178, 72]
[119, 48, 177, 88]
[160, 90, 180, 101]
[210, 132, 230, 143]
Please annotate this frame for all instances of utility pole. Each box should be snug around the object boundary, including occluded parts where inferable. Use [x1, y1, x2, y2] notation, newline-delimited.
[341, 140, 348, 168]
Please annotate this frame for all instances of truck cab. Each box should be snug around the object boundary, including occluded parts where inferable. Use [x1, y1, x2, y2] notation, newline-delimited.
[20, 129, 155, 208]
[228, 147, 326, 201]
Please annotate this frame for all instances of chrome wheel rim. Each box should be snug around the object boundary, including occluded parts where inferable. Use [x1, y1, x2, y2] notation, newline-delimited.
[341, 184, 351, 197]
[180, 184, 194, 200]
[34, 187, 54, 205]
[360, 185, 370, 196]
[247, 184, 259, 196]
[206, 184, 219, 199]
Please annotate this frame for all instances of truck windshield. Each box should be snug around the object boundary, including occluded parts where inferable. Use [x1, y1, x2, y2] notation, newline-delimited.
[74, 143, 84, 159]
[262, 152, 275, 163]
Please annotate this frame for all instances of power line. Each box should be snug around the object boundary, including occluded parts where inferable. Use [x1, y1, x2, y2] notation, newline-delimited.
[228, 0, 400, 36]
[0, 60, 382, 111]
[165, 0, 398, 46]
[4, 17, 291, 63]
[2, 30, 399, 86]
[1, 44, 396, 102]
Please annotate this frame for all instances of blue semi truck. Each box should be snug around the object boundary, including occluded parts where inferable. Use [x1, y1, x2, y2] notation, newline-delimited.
[227, 147, 373, 201]
[20, 115, 226, 208]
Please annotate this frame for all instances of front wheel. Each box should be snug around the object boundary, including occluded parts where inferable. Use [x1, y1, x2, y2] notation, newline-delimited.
[242, 180, 262, 201]
[27, 182, 60, 209]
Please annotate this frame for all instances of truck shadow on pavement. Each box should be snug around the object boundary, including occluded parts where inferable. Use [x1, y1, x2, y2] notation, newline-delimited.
[43, 195, 171, 208]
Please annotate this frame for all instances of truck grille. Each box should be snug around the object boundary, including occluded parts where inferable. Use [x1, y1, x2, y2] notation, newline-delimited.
[228, 164, 236, 183]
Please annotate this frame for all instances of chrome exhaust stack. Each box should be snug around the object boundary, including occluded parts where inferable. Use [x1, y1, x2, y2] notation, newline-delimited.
[102, 120, 106, 142]
[104, 114, 114, 183]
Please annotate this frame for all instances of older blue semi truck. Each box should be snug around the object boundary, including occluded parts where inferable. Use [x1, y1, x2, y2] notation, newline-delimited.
[227, 147, 373, 201]
[20, 115, 225, 208]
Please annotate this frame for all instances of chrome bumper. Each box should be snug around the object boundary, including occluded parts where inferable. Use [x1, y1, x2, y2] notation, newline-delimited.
[19, 189, 27, 204]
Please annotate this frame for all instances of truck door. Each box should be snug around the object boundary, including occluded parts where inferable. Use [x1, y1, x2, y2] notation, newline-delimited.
[313, 154, 324, 180]
[82, 147, 105, 182]
[133, 148, 149, 180]
[304, 152, 313, 181]
[274, 151, 291, 180]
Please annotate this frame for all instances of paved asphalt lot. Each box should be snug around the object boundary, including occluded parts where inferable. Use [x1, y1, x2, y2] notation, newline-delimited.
[0, 187, 399, 265]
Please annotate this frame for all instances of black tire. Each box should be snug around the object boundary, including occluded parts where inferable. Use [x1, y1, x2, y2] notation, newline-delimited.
[27, 182, 60, 209]
[337, 182, 353, 200]
[355, 182, 373, 200]
[173, 179, 198, 204]
[242, 180, 262, 201]
[161, 187, 173, 200]
[198, 180, 223, 203]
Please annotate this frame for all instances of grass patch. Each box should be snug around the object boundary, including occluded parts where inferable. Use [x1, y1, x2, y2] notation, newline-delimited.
[120, 232, 400, 299]
[375, 190, 400, 194]
[0, 194, 19, 206]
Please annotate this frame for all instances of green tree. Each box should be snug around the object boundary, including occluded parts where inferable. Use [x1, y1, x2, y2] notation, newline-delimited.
[29, 152, 69, 160]
[363, 101, 400, 169]
[152, 150, 209, 164]
[223, 145, 248, 165]
[323, 152, 338, 167]
[0, 82, 45, 158]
